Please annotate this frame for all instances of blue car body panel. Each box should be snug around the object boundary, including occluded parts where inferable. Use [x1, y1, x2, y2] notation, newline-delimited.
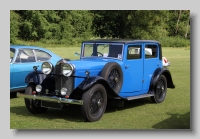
[10, 45, 62, 92]
[66, 42, 162, 98]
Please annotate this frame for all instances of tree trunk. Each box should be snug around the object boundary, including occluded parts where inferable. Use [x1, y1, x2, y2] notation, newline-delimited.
[185, 11, 190, 38]
[175, 10, 182, 35]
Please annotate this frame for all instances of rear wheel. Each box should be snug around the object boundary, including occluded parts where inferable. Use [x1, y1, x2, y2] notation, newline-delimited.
[81, 84, 107, 122]
[24, 84, 48, 114]
[151, 75, 167, 103]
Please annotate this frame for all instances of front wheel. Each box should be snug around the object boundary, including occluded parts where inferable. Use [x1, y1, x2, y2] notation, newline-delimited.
[151, 75, 167, 103]
[24, 84, 48, 114]
[81, 84, 107, 122]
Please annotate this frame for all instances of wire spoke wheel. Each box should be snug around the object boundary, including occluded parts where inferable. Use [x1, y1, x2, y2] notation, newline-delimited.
[89, 91, 103, 117]
[24, 84, 48, 114]
[155, 79, 165, 100]
[81, 84, 107, 122]
[151, 75, 167, 103]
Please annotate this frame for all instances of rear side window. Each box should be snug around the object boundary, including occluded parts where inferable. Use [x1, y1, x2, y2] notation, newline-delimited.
[127, 45, 142, 60]
[15, 49, 36, 63]
[35, 50, 51, 61]
[10, 48, 15, 63]
[145, 44, 158, 59]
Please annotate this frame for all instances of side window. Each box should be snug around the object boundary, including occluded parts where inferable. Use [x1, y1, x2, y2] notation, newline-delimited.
[145, 45, 157, 59]
[35, 50, 51, 61]
[15, 49, 35, 63]
[10, 48, 15, 63]
[127, 45, 142, 60]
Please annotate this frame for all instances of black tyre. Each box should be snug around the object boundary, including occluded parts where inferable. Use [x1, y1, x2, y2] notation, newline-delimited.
[81, 84, 107, 122]
[101, 62, 123, 94]
[24, 84, 48, 114]
[151, 75, 167, 103]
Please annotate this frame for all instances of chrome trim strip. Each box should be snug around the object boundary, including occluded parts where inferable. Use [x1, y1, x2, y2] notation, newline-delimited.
[17, 92, 83, 105]
[126, 94, 154, 101]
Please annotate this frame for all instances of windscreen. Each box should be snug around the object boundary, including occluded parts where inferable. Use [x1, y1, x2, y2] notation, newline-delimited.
[82, 43, 123, 60]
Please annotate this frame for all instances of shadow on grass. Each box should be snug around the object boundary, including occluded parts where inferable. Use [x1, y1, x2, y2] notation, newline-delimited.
[106, 97, 152, 113]
[152, 112, 190, 129]
[10, 104, 84, 122]
[11, 97, 152, 123]
[10, 91, 25, 99]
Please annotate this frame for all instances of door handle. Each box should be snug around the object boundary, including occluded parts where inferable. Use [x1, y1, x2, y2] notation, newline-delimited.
[125, 65, 129, 69]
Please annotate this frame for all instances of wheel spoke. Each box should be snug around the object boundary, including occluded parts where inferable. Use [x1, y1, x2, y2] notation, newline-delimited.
[155, 78, 166, 100]
[89, 91, 103, 116]
[107, 69, 120, 92]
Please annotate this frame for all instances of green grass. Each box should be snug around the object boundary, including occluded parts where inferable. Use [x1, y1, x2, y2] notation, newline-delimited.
[47, 47, 81, 60]
[10, 47, 190, 129]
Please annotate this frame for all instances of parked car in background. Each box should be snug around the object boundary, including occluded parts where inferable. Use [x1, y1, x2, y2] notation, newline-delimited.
[10, 45, 62, 96]
[162, 56, 170, 67]
[17, 39, 175, 122]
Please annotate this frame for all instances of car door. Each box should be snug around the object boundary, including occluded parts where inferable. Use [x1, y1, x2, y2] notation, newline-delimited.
[143, 43, 161, 91]
[10, 48, 16, 89]
[11, 48, 40, 90]
[121, 44, 144, 96]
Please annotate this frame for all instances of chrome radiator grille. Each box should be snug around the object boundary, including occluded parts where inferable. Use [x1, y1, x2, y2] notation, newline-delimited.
[54, 64, 74, 96]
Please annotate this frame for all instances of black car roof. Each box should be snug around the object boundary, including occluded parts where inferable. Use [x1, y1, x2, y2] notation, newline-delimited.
[82, 39, 160, 44]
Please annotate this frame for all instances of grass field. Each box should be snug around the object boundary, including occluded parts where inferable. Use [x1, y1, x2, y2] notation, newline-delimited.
[10, 47, 190, 129]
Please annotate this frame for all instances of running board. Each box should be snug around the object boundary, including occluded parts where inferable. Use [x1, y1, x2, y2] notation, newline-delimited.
[126, 94, 154, 101]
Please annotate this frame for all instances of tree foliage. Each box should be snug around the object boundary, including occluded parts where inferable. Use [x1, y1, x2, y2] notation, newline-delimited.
[10, 10, 190, 45]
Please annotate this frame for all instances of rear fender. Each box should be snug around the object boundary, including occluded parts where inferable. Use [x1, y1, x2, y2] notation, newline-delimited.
[149, 67, 175, 92]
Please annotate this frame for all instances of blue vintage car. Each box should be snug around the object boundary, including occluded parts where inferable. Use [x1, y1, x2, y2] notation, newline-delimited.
[17, 39, 175, 122]
[10, 45, 62, 96]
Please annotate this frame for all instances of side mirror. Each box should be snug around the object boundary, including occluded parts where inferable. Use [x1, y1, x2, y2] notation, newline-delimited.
[75, 52, 80, 56]
[33, 66, 38, 72]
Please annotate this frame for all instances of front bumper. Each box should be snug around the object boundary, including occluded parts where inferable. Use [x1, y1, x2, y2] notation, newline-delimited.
[17, 92, 83, 105]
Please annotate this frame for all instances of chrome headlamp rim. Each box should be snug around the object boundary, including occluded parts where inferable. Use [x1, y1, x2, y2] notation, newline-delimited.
[61, 88, 68, 95]
[62, 63, 74, 77]
[36, 85, 42, 92]
[41, 62, 54, 75]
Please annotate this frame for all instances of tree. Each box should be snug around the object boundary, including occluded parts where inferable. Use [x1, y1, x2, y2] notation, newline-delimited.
[10, 11, 21, 43]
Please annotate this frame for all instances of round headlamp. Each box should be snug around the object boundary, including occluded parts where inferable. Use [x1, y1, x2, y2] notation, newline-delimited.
[42, 62, 53, 74]
[36, 85, 42, 92]
[61, 88, 68, 95]
[62, 63, 74, 77]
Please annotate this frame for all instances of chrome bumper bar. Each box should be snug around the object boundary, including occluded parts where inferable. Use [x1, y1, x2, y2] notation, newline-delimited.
[17, 93, 83, 105]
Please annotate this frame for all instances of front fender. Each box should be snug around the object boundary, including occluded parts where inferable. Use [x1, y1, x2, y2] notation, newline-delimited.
[150, 67, 175, 92]
[70, 76, 120, 99]
[25, 70, 46, 85]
